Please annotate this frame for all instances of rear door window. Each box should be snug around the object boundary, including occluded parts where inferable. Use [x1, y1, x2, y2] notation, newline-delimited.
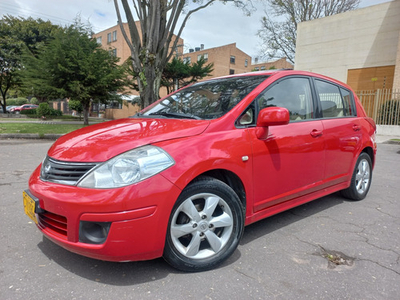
[315, 80, 355, 118]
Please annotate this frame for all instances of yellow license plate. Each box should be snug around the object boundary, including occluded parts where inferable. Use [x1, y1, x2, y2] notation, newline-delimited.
[23, 191, 38, 224]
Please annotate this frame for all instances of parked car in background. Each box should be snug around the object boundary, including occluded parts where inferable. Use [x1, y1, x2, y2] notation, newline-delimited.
[5, 105, 18, 113]
[10, 104, 38, 113]
[24, 70, 377, 272]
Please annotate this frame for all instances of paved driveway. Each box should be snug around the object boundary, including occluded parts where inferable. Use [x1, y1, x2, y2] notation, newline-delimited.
[0, 139, 399, 299]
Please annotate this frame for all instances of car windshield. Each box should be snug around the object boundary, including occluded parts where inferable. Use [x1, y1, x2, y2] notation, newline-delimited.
[139, 75, 269, 120]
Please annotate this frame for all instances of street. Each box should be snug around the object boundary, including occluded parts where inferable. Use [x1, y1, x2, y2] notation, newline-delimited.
[1, 139, 399, 299]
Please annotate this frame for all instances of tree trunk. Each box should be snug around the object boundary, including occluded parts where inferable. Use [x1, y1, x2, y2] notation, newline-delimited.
[141, 62, 161, 108]
[83, 102, 90, 125]
[1, 88, 8, 113]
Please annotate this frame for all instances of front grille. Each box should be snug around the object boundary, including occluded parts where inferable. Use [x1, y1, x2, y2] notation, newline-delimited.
[38, 210, 68, 240]
[40, 156, 98, 185]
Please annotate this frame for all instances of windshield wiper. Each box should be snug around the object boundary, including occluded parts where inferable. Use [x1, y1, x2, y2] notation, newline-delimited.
[148, 112, 202, 120]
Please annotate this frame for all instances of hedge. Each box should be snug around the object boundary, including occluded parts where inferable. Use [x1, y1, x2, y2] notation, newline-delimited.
[20, 108, 63, 118]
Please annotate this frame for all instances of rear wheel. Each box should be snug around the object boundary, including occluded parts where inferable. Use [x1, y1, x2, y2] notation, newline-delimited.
[341, 152, 372, 200]
[163, 177, 244, 272]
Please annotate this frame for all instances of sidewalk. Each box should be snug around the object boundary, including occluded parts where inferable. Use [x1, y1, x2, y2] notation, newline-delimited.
[375, 134, 400, 144]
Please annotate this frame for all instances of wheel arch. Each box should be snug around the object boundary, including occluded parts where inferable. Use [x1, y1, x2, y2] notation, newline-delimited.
[361, 146, 375, 168]
[190, 169, 247, 212]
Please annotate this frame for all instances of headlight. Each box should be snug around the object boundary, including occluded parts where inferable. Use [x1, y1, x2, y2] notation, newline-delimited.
[77, 145, 174, 188]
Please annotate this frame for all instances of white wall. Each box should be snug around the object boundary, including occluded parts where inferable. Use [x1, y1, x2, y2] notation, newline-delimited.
[295, 0, 400, 83]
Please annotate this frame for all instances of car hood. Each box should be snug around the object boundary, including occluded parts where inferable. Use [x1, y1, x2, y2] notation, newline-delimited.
[48, 118, 210, 162]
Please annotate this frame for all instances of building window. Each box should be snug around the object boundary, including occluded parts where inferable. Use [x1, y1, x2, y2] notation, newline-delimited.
[96, 36, 102, 45]
[230, 56, 235, 64]
[183, 57, 191, 64]
[245, 59, 248, 67]
[198, 53, 208, 62]
[260, 66, 266, 71]
[254, 67, 259, 71]
[229, 69, 235, 75]
[112, 30, 117, 41]
[107, 33, 111, 43]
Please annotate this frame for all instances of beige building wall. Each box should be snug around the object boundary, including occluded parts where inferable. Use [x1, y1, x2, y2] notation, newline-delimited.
[295, 1, 400, 85]
[93, 23, 134, 66]
[105, 101, 140, 119]
[394, 30, 400, 90]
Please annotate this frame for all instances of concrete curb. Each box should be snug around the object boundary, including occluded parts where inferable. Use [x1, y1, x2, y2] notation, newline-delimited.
[385, 139, 400, 145]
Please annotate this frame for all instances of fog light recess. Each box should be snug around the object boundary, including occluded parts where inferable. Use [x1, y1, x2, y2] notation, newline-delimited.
[79, 221, 111, 244]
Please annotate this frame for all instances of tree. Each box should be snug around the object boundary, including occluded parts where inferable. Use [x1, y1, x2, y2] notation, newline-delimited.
[113, 0, 252, 108]
[22, 21, 128, 125]
[37, 102, 52, 118]
[0, 16, 59, 113]
[68, 99, 84, 120]
[161, 57, 214, 94]
[258, 0, 360, 64]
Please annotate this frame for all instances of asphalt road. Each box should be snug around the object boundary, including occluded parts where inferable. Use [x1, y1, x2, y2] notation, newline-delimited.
[1, 139, 399, 300]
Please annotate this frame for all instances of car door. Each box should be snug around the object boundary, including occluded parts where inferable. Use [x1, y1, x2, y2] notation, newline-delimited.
[248, 76, 325, 212]
[314, 79, 362, 185]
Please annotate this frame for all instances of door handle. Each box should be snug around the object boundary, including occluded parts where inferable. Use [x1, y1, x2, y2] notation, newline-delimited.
[310, 129, 323, 138]
[353, 124, 361, 131]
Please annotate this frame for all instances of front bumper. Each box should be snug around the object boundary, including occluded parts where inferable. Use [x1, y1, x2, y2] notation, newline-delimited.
[27, 165, 181, 261]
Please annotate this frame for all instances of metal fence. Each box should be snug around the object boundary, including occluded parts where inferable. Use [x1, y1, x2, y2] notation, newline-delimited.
[356, 89, 400, 125]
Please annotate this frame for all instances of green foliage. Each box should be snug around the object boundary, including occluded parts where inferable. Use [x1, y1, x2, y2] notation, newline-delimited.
[378, 100, 400, 125]
[68, 100, 83, 113]
[19, 106, 62, 118]
[7, 97, 29, 105]
[50, 108, 63, 117]
[21, 19, 128, 125]
[30, 97, 38, 104]
[0, 15, 61, 111]
[37, 102, 52, 117]
[20, 108, 37, 116]
[161, 57, 214, 94]
[5, 99, 16, 105]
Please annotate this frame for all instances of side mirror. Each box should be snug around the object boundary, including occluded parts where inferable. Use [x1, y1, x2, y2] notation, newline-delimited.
[256, 107, 290, 139]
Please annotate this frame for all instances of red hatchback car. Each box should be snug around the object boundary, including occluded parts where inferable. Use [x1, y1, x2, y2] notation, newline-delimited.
[24, 70, 376, 272]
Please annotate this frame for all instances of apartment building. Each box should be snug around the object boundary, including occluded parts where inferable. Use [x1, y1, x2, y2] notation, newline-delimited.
[93, 22, 184, 67]
[181, 43, 252, 78]
[251, 57, 293, 71]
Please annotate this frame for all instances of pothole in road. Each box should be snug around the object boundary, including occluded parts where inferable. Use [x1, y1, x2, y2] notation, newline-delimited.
[319, 246, 354, 269]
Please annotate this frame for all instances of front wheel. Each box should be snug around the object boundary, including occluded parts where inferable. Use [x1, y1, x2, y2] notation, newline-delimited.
[341, 152, 372, 200]
[163, 177, 244, 272]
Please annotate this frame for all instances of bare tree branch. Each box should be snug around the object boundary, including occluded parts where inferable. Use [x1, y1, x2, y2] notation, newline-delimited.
[258, 0, 360, 63]
[114, 0, 253, 107]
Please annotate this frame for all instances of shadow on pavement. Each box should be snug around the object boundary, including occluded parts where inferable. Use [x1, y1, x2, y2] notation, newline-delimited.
[36, 193, 345, 284]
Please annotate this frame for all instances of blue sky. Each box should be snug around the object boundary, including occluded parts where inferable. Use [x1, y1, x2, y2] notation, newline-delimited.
[0, 0, 392, 61]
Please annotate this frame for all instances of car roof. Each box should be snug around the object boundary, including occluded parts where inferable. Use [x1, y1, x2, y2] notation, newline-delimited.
[210, 69, 353, 91]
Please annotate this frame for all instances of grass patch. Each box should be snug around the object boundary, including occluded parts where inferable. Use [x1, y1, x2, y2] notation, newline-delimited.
[0, 123, 86, 135]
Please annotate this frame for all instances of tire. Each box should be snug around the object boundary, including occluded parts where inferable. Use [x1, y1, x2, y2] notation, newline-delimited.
[341, 152, 372, 201]
[163, 176, 244, 272]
